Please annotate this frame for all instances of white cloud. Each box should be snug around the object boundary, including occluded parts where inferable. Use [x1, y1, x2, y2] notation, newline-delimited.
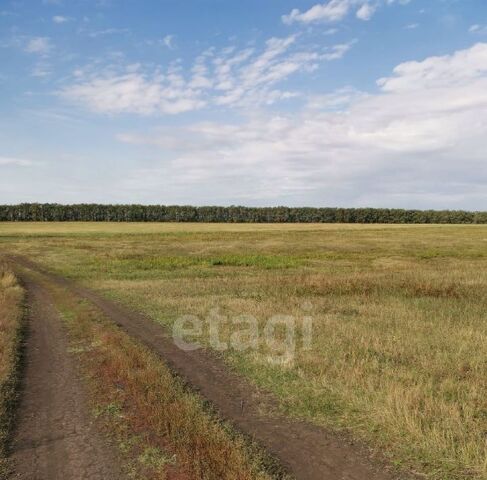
[321, 40, 355, 60]
[24, 37, 51, 55]
[87, 28, 130, 38]
[52, 15, 69, 23]
[60, 72, 206, 115]
[377, 43, 487, 91]
[356, 3, 376, 21]
[469, 24, 487, 35]
[282, 0, 410, 25]
[162, 34, 175, 49]
[60, 36, 354, 114]
[0, 156, 35, 167]
[283, 0, 352, 24]
[116, 43, 487, 208]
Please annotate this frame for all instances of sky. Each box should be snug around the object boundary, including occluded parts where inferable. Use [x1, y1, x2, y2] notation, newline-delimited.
[1, 0, 486, 208]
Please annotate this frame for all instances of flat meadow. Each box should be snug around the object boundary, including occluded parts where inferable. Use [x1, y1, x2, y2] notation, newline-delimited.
[1, 222, 486, 479]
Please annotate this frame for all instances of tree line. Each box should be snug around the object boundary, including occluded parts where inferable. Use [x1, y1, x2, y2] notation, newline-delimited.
[0, 204, 486, 223]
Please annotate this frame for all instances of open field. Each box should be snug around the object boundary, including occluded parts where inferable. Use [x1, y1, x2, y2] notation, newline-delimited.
[7, 244, 370, 480]
[1, 222, 487, 479]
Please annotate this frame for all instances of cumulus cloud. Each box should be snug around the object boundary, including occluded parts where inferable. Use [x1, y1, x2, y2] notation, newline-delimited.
[116, 43, 487, 208]
[60, 36, 354, 114]
[282, 0, 410, 25]
[377, 43, 487, 91]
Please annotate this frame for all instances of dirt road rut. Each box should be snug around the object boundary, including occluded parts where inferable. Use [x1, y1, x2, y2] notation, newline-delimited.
[10, 276, 123, 480]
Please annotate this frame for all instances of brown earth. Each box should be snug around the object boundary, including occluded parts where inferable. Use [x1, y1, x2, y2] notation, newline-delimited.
[8, 274, 124, 480]
[9, 255, 407, 480]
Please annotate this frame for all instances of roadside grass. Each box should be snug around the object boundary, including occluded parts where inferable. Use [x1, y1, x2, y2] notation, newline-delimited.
[2, 223, 487, 479]
[38, 273, 282, 480]
[0, 265, 24, 477]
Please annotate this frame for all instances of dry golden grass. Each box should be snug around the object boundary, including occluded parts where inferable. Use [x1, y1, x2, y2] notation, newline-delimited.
[0, 221, 431, 236]
[0, 265, 24, 475]
[2, 223, 487, 479]
[36, 273, 277, 480]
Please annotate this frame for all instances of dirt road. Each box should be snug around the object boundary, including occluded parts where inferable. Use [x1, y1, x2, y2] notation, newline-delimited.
[10, 255, 403, 480]
[9, 275, 123, 480]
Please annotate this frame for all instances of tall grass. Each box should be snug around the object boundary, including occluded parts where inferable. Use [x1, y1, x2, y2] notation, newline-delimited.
[0, 265, 24, 476]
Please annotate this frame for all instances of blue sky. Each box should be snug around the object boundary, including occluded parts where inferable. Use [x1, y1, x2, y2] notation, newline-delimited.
[1, 0, 486, 208]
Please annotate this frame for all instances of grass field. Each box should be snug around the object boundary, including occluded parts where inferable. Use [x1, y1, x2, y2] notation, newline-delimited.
[23, 269, 276, 480]
[0, 265, 24, 476]
[1, 222, 487, 479]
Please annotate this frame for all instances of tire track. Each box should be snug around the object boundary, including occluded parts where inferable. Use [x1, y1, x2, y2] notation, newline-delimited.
[9, 275, 124, 480]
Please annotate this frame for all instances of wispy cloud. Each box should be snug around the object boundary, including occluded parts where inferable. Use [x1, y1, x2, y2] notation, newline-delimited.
[0, 156, 36, 167]
[162, 34, 175, 49]
[282, 0, 410, 25]
[60, 35, 354, 115]
[52, 15, 70, 24]
[469, 24, 487, 35]
[31, 62, 52, 77]
[87, 28, 130, 38]
[24, 37, 52, 55]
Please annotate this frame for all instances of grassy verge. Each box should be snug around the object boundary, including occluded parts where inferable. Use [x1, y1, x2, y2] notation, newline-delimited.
[0, 265, 24, 477]
[38, 273, 283, 480]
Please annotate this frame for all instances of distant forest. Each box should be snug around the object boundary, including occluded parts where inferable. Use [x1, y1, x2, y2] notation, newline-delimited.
[0, 204, 486, 224]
